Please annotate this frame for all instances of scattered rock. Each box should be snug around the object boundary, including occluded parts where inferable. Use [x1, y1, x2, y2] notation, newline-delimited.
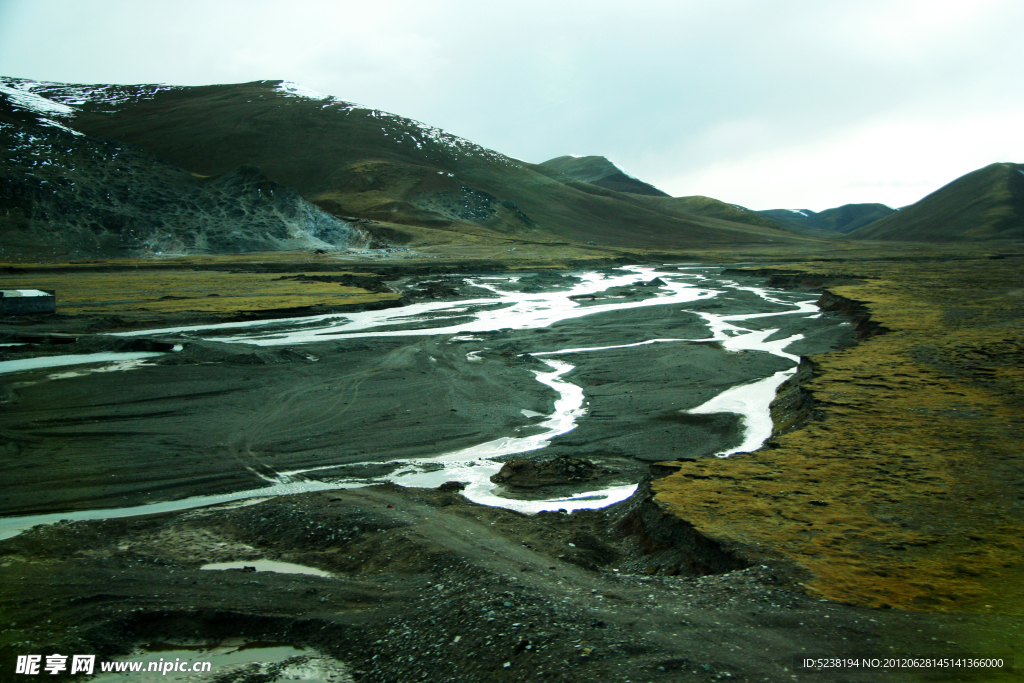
[490, 455, 614, 489]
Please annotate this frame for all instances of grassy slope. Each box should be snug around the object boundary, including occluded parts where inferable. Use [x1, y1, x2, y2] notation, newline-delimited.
[812, 203, 895, 233]
[652, 252, 1024, 614]
[628, 195, 790, 232]
[539, 155, 670, 197]
[848, 163, 1024, 241]
[68, 81, 814, 250]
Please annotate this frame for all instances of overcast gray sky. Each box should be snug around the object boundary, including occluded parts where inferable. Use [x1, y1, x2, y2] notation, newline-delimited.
[2, 0, 1022, 211]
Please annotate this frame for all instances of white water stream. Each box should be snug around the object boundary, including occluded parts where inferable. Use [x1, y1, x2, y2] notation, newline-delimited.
[0, 351, 165, 375]
[0, 266, 824, 539]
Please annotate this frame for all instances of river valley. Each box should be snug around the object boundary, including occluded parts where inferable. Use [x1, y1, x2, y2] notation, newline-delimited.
[1, 261, 1017, 683]
[0, 265, 851, 529]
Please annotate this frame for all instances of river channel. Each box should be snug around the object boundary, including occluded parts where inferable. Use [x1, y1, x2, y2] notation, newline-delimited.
[0, 265, 854, 538]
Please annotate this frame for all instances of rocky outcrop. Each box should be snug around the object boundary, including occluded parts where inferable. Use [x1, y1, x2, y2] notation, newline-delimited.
[0, 119, 369, 258]
[490, 455, 614, 489]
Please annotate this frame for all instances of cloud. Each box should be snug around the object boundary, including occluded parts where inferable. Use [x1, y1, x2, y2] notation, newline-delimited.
[1, 0, 1022, 209]
[652, 109, 1024, 210]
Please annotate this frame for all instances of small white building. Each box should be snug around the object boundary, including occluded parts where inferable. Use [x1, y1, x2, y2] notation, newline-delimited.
[0, 289, 56, 315]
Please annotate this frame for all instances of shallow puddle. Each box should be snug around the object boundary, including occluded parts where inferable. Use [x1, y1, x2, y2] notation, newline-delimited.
[0, 351, 164, 375]
[88, 642, 352, 682]
[0, 479, 354, 540]
[200, 560, 333, 578]
[47, 357, 159, 379]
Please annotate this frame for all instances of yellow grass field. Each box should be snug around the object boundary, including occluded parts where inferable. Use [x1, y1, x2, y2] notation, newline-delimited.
[653, 256, 1024, 616]
[0, 259, 400, 323]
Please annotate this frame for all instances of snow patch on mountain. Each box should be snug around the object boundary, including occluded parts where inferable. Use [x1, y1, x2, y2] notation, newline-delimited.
[275, 80, 332, 100]
[274, 80, 363, 109]
[0, 82, 74, 116]
[273, 80, 520, 169]
[1, 77, 181, 134]
[2, 76, 522, 176]
[784, 209, 811, 217]
[0, 80, 80, 135]
[612, 160, 644, 183]
[29, 81, 176, 110]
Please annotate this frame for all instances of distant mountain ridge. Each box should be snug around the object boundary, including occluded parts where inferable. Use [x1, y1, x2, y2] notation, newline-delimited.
[846, 163, 1024, 241]
[756, 204, 896, 235]
[534, 154, 908, 237]
[0, 77, 814, 257]
[537, 155, 795, 233]
[5, 76, 1015, 257]
[536, 149, 1024, 244]
[539, 155, 669, 197]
